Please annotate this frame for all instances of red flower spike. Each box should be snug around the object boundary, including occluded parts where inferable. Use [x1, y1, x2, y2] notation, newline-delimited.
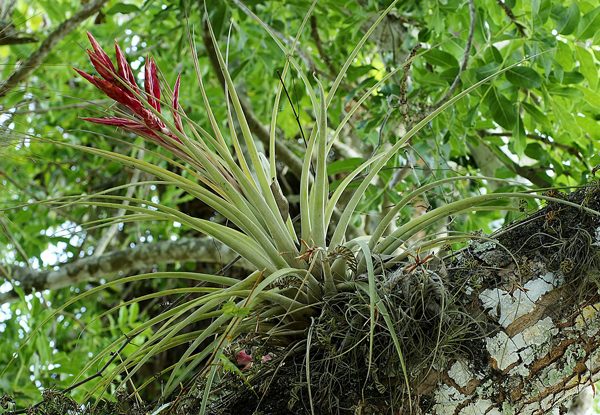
[172, 74, 183, 133]
[114, 42, 137, 88]
[73, 68, 99, 86]
[83, 117, 165, 142]
[86, 32, 116, 80]
[86, 32, 113, 66]
[92, 77, 144, 115]
[77, 34, 184, 146]
[87, 50, 116, 82]
[82, 117, 138, 127]
[144, 57, 161, 112]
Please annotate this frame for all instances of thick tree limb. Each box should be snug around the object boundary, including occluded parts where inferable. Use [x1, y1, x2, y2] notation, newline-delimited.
[0, 0, 108, 98]
[418, 188, 600, 413]
[0, 237, 251, 302]
[144, 187, 600, 414]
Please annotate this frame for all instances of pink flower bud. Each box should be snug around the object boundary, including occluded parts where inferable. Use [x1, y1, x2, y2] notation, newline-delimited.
[235, 350, 253, 370]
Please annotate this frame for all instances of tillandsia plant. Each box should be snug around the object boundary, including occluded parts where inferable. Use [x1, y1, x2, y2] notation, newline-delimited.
[4, 1, 600, 414]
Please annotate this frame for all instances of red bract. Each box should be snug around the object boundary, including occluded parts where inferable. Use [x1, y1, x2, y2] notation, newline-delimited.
[75, 32, 183, 145]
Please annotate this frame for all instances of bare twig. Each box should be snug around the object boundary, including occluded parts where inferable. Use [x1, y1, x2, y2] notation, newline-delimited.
[432, 0, 475, 109]
[277, 70, 308, 148]
[309, 16, 337, 77]
[0, 0, 108, 97]
[93, 148, 144, 256]
[496, 0, 527, 37]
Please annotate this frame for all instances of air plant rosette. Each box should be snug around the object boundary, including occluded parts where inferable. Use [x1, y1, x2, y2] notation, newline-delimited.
[9, 3, 597, 414]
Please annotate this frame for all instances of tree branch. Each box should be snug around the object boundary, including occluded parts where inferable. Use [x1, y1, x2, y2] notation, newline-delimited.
[93, 149, 144, 257]
[0, 0, 108, 98]
[496, 0, 527, 37]
[471, 134, 552, 187]
[432, 0, 475, 109]
[481, 130, 585, 163]
[201, 19, 304, 177]
[0, 237, 252, 302]
[309, 16, 337, 78]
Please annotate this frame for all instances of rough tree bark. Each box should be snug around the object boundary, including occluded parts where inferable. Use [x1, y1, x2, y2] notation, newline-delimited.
[415, 187, 600, 414]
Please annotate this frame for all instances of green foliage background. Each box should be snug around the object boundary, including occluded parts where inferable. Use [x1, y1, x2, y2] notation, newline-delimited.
[0, 0, 599, 408]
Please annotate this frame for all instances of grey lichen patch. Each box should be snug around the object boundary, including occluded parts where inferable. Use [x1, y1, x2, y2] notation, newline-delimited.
[448, 360, 473, 389]
[471, 240, 513, 267]
[564, 343, 586, 369]
[458, 399, 500, 415]
[479, 275, 556, 327]
[520, 401, 561, 415]
[485, 317, 557, 374]
[523, 276, 555, 302]
[541, 391, 565, 411]
[432, 384, 466, 415]
[508, 362, 529, 377]
[501, 402, 515, 415]
[472, 240, 497, 254]
[538, 271, 563, 287]
[485, 331, 519, 371]
[586, 342, 600, 372]
[514, 317, 558, 365]
[479, 287, 532, 327]
[593, 226, 600, 246]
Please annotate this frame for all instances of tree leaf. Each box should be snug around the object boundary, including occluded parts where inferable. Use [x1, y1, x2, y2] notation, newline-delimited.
[327, 158, 364, 175]
[554, 42, 574, 71]
[506, 66, 542, 89]
[522, 102, 550, 128]
[423, 49, 459, 68]
[557, 3, 580, 35]
[513, 113, 526, 158]
[576, 46, 598, 89]
[485, 87, 516, 130]
[106, 3, 140, 15]
[560, 71, 585, 85]
[547, 86, 583, 98]
[578, 6, 600, 39]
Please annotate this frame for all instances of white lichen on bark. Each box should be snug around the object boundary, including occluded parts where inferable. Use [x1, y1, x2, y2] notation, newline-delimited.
[427, 262, 600, 415]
